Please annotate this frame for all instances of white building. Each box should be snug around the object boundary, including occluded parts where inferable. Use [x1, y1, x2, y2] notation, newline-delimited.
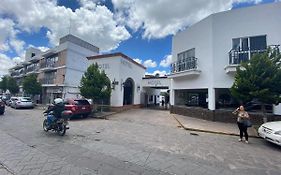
[87, 53, 146, 108]
[169, 2, 281, 114]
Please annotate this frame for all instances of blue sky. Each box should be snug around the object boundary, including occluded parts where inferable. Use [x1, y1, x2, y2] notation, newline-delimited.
[0, 0, 278, 76]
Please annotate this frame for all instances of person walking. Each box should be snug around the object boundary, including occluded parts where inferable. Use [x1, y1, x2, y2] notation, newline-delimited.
[233, 105, 250, 143]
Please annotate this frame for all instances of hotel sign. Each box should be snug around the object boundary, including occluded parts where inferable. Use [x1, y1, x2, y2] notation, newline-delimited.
[147, 80, 162, 86]
[98, 63, 110, 70]
[120, 59, 132, 69]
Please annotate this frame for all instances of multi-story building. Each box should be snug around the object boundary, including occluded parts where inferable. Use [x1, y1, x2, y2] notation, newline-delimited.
[9, 34, 99, 104]
[169, 2, 281, 115]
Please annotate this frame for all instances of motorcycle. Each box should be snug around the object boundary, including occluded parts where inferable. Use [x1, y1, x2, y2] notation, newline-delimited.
[43, 110, 72, 136]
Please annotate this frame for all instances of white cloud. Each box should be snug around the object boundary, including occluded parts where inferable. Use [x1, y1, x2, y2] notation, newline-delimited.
[143, 59, 157, 68]
[146, 70, 168, 77]
[0, 54, 24, 76]
[0, 0, 131, 51]
[37, 46, 50, 52]
[0, 18, 24, 54]
[133, 58, 142, 64]
[112, 0, 264, 39]
[10, 39, 25, 55]
[160, 55, 173, 68]
[28, 44, 50, 52]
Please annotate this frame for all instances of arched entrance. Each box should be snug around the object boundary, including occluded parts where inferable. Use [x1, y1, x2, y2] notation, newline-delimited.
[123, 78, 134, 105]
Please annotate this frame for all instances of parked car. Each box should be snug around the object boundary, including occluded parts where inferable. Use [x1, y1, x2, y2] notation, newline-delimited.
[0, 99, 5, 115]
[11, 97, 34, 109]
[64, 99, 92, 118]
[9, 97, 18, 107]
[258, 121, 281, 146]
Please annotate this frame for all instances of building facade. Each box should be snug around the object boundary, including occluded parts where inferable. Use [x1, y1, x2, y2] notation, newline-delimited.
[9, 34, 99, 103]
[169, 2, 281, 114]
[87, 53, 146, 108]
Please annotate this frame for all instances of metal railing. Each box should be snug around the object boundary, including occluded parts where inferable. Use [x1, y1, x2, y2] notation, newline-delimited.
[171, 57, 198, 73]
[228, 45, 280, 65]
[39, 78, 54, 84]
[26, 66, 39, 73]
[40, 61, 56, 69]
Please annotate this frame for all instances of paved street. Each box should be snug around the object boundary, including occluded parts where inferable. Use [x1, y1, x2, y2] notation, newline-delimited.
[0, 107, 280, 175]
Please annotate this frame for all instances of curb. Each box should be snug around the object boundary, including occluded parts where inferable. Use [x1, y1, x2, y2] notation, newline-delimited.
[91, 112, 118, 120]
[171, 114, 260, 138]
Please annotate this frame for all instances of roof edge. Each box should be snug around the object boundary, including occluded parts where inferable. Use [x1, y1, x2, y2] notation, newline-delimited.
[87, 52, 146, 70]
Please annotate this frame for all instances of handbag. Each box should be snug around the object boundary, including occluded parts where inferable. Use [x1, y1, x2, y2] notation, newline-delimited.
[243, 120, 252, 127]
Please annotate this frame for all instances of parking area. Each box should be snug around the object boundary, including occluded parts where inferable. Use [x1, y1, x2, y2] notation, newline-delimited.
[0, 107, 280, 175]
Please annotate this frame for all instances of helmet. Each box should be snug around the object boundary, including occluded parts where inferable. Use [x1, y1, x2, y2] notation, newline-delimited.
[54, 98, 63, 104]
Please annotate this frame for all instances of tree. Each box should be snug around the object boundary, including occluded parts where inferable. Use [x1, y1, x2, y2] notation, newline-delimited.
[79, 63, 111, 104]
[231, 47, 281, 121]
[22, 74, 42, 97]
[7, 77, 19, 95]
[0, 76, 8, 92]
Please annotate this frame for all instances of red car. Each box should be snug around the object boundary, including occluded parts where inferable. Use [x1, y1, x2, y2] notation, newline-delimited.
[64, 99, 92, 118]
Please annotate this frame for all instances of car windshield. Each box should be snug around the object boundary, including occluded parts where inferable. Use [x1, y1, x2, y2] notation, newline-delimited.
[74, 100, 90, 105]
[21, 97, 31, 102]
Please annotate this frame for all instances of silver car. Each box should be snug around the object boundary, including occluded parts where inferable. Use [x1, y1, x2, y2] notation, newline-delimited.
[12, 97, 34, 109]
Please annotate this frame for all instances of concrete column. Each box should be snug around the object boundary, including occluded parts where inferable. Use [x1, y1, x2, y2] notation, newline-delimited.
[169, 78, 175, 105]
[208, 87, 216, 110]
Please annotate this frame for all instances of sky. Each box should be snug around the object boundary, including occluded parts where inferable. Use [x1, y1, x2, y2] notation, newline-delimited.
[0, 0, 279, 77]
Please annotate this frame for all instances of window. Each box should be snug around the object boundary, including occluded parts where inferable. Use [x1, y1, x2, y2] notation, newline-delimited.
[230, 35, 267, 64]
[250, 36, 266, 51]
[241, 38, 248, 51]
[232, 38, 240, 50]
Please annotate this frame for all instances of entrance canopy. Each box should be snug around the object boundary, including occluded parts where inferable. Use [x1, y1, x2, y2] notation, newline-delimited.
[141, 77, 170, 89]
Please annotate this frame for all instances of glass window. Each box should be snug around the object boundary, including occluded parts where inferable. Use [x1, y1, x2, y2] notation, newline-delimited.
[241, 38, 249, 51]
[250, 35, 266, 51]
[232, 38, 240, 50]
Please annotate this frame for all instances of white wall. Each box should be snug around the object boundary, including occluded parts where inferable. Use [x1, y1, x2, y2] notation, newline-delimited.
[212, 2, 281, 88]
[89, 56, 145, 107]
[89, 57, 121, 106]
[172, 15, 213, 91]
[119, 57, 145, 106]
[273, 104, 281, 115]
[171, 2, 281, 110]
[64, 42, 98, 88]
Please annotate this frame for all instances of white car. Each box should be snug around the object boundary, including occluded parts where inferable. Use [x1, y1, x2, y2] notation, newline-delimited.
[258, 121, 281, 146]
[11, 97, 34, 109]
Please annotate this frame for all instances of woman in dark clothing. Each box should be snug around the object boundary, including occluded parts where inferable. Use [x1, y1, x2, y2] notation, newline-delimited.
[233, 105, 250, 143]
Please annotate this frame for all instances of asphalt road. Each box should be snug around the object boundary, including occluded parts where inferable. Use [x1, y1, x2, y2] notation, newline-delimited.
[0, 107, 280, 175]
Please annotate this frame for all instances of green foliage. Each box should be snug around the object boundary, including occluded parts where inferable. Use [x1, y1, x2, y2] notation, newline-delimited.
[79, 63, 111, 103]
[231, 47, 281, 106]
[22, 74, 42, 96]
[7, 77, 19, 94]
[0, 76, 8, 91]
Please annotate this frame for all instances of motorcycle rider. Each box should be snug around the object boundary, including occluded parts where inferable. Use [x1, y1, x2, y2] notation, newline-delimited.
[44, 98, 65, 127]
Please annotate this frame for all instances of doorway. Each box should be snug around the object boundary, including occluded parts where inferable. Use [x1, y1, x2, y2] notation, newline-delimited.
[123, 78, 134, 105]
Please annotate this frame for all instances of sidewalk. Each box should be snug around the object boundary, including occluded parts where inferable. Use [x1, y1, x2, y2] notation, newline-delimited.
[172, 113, 259, 137]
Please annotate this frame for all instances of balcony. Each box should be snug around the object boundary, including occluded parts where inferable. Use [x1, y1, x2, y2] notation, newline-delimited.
[225, 45, 280, 74]
[39, 78, 54, 85]
[40, 62, 56, 71]
[168, 57, 201, 78]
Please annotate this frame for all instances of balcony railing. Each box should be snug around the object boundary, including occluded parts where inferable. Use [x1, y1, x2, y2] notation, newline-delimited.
[40, 62, 56, 69]
[171, 57, 198, 73]
[26, 66, 39, 73]
[228, 45, 280, 65]
[39, 78, 54, 84]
